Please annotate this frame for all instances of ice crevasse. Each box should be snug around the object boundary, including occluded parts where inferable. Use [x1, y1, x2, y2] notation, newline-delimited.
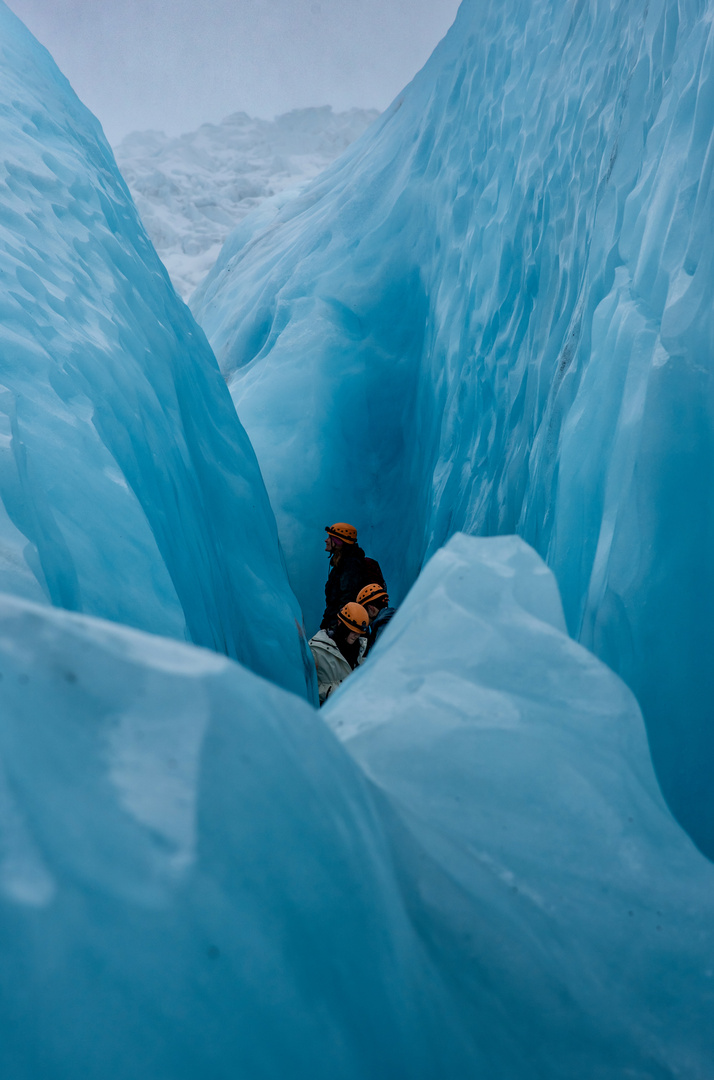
[195, 0, 714, 854]
[0, 3, 713, 1072]
[0, 1, 315, 700]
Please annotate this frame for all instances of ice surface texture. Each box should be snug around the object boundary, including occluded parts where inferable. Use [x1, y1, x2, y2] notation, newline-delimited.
[115, 107, 380, 299]
[327, 535, 714, 1076]
[2, 537, 712, 1078]
[0, 594, 473, 1080]
[195, 0, 714, 853]
[0, 3, 314, 699]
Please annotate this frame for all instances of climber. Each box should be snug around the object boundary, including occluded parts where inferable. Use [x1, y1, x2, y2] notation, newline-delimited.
[309, 602, 370, 706]
[320, 522, 385, 630]
[356, 583, 395, 655]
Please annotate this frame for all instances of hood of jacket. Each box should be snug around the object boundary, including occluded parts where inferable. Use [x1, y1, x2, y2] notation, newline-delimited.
[310, 629, 367, 664]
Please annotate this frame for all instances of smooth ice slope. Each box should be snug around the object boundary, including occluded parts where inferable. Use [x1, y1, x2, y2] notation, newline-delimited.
[326, 535, 714, 1077]
[194, 0, 714, 851]
[0, 594, 471, 1080]
[115, 107, 380, 299]
[0, 3, 313, 698]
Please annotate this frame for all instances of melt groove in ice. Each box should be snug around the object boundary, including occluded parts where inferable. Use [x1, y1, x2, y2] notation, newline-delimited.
[194, 0, 714, 853]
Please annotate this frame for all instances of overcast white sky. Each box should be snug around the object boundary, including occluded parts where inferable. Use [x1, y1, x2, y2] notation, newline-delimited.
[5, 0, 461, 144]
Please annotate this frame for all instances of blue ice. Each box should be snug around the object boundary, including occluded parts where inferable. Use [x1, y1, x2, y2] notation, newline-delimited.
[0, 2, 314, 700]
[1, 0, 714, 1075]
[1, 539, 713, 1077]
[0, 592, 467, 1079]
[195, 0, 714, 854]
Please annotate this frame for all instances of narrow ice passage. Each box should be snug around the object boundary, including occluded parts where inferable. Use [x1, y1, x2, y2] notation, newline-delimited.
[0, 1, 713, 1076]
[194, 0, 714, 856]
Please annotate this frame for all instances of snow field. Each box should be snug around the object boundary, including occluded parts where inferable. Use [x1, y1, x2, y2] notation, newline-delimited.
[114, 107, 380, 299]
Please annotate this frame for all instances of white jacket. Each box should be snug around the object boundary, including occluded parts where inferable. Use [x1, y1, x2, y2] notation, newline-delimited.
[309, 630, 367, 705]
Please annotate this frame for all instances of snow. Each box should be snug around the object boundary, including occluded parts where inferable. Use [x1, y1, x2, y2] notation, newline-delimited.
[0, 1, 314, 700]
[193, 0, 714, 855]
[114, 107, 379, 299]
[1, 538, 713, 1078]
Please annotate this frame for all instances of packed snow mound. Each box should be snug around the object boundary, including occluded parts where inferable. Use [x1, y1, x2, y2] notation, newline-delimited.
[326, 534, 714, 1077]
[0, 3, 313, 699]
[194, 0, 714, 853]
[115, 107, 379, 298]
[0, 592, 473, 1080]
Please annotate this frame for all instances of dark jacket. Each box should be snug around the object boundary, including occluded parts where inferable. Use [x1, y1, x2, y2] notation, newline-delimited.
[365, 605, 395, 655]
[321, 544, 367, 629]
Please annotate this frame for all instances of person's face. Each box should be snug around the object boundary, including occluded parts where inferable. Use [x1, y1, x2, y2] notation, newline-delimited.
[346, 630, 360, 645]
[325, 536, 334, 553]
[366, 604, 379, 620]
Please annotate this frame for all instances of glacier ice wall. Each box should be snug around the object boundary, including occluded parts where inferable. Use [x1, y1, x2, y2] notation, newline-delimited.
[194, 0, 714, 851]
[0, 2, 314, 699]
[2, 539, 712, 1078]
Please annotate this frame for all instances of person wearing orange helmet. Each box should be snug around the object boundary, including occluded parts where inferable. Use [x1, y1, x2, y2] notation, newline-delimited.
[320, 522, 385, 630]
[356, 583, 395, 655]
[309, 602, 370, 705]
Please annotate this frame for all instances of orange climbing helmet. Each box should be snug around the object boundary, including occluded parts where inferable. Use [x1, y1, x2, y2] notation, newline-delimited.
[356, 583, 389, 607]
[325, 522, 357, 544]
[337, 602, 370, 635]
